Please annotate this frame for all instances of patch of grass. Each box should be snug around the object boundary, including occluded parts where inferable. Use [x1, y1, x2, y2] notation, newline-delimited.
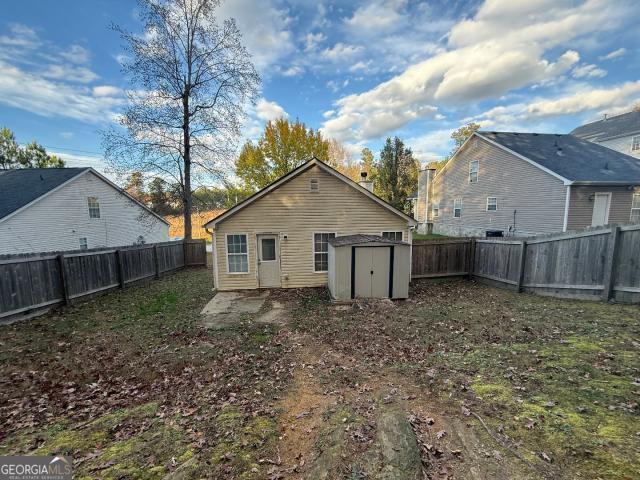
[210, 406, 278, 479]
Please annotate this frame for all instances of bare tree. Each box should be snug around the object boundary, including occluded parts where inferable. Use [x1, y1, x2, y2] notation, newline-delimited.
[102, 0, 260, 238]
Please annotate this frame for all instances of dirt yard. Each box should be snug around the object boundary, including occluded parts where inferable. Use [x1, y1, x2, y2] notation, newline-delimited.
[1, 266, 638, 479]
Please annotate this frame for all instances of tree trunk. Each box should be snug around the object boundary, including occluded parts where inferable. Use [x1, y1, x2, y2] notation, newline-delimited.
[183, 94, 192, 240]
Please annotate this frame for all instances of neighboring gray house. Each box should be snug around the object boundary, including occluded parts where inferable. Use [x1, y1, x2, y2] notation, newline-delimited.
[416, 131, 640, 237]
[0, 168, 170, 255]
[571, 110, 640, 159]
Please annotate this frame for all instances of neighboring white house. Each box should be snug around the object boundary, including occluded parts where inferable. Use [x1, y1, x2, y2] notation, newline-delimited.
[0, 168, 170, 255]
[571, 110, 640, 159]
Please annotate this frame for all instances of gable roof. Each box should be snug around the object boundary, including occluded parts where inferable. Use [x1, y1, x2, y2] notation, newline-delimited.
[477, 131, 640, 184]
[0, 168, 87, 220]
[0, 167, 170, 225]
[204, 158, 417, 228]
[570, 110, 640, 142]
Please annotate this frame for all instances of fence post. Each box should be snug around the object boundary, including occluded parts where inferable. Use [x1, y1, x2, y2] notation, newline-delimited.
[516, 240, 527, 292]
[153, 244, 160, 278]
[467, 238, 476, 278]
[116, 249, 125, 288]
[57, 254, 70, 305]
[183, 240, 189, 267]
[602, 225, 621, 301]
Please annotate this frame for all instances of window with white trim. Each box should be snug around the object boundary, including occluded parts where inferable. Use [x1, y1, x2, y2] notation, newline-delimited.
[382, 231, 403, 241]
[309, 178, 319, 192]
[313, 232, 335, 272]
[79, 237, 88, 250]
[226, 234, 248, 273]
[87, 197, 100, 218]
[469, 160, 479, 183]
[433, 202, 439, 217]
[631, 193, 640, 223]
[486, 197, 498, 211]
[632, 135, 640, 152]
[453, 198, 462, 218]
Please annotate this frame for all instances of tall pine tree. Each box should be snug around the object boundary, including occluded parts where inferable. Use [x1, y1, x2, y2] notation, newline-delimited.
[376, 137, 418, 212]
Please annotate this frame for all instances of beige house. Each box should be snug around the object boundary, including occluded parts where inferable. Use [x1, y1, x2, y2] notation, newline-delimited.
[204, 158, 417, 291]
[416, 131, 640, 237]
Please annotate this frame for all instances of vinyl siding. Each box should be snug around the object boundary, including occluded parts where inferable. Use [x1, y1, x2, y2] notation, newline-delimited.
[567, 185, 640, 230]
[430, 136, 567, 236]
[0, 171, 169, 254]
[213, 165, 412, 290]
[596, 135, 640, 159]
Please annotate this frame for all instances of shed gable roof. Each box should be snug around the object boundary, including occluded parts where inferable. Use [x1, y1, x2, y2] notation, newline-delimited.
[204, 158, 417, 228]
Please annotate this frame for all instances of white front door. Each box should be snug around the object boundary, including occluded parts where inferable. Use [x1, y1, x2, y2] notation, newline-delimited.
[257, 234, 280, 288]
[591, 193, 611, 226]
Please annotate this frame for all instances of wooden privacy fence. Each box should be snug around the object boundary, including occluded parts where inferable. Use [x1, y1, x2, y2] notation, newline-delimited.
[411, 224, 640, 303]
[0, 239, 207, 320]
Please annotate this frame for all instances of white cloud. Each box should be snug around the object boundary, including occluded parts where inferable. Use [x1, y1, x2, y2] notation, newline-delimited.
[0, 23, 39, 49]
[344, 0, 407, 35]
[572, 63, 607, 79]
[93, 85, 122, 97]
[600, 47, 626, 60]
[51, 150, 109, 174]
[216, 0, 294, 71]
[304, 32, 325, 52]
[42, 64, 99, 83]
[405, 129, 453, 163]
[60, 44, 90, 64]
[321, 43, 364, 62]
[280, 65, 303, 77]
[322, 0, 628, 141]
[472, 81, 640, 126]
[0, 60, 124, 123]
[255, 98, 288, 121]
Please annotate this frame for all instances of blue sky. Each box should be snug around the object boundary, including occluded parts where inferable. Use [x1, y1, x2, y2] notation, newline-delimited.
[1, 0, 639, 182]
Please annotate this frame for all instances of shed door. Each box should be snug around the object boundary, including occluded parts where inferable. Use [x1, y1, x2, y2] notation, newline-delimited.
[353, 247, 391, 298]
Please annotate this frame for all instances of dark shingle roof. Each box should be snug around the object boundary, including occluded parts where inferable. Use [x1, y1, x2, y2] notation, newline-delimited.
[0, 168, 87, 220]
[570, 110, 640, 141]
[478, 131, 640, 183]
[328, 234, 408, 247]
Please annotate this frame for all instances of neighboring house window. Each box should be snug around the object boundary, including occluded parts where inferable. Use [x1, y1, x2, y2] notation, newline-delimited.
[88, 197, 100, 218]
[433, 202, 440, 218]
[382, 231, 403, 241]
[486, 197, 498, 211]
[631, 193, 640, 223]
[469, 160, 479, 183]
[633, 135, 640, 152]
[453, 198, 462, 218]
[79, 237, 88, 250]
[310, 178, 319, 192]
[226, 234, 248, 273]
[313, 232, 335, 272]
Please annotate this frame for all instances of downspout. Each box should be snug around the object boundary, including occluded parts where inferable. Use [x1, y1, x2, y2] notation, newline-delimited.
[562, 185, 571, 232]
[205, 226, 217, 290]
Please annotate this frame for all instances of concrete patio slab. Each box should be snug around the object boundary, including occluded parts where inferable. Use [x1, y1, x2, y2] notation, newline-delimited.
[201, 291, 269, 328]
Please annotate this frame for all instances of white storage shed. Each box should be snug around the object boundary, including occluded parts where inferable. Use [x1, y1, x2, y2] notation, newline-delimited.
[327, 234, 411, 301]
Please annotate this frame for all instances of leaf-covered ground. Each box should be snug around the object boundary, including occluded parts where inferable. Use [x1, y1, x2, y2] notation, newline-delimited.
[0, 267, 638, 479]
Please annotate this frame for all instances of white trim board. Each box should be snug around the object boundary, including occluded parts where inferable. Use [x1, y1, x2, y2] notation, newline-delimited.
[204, 158, 417, 228]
